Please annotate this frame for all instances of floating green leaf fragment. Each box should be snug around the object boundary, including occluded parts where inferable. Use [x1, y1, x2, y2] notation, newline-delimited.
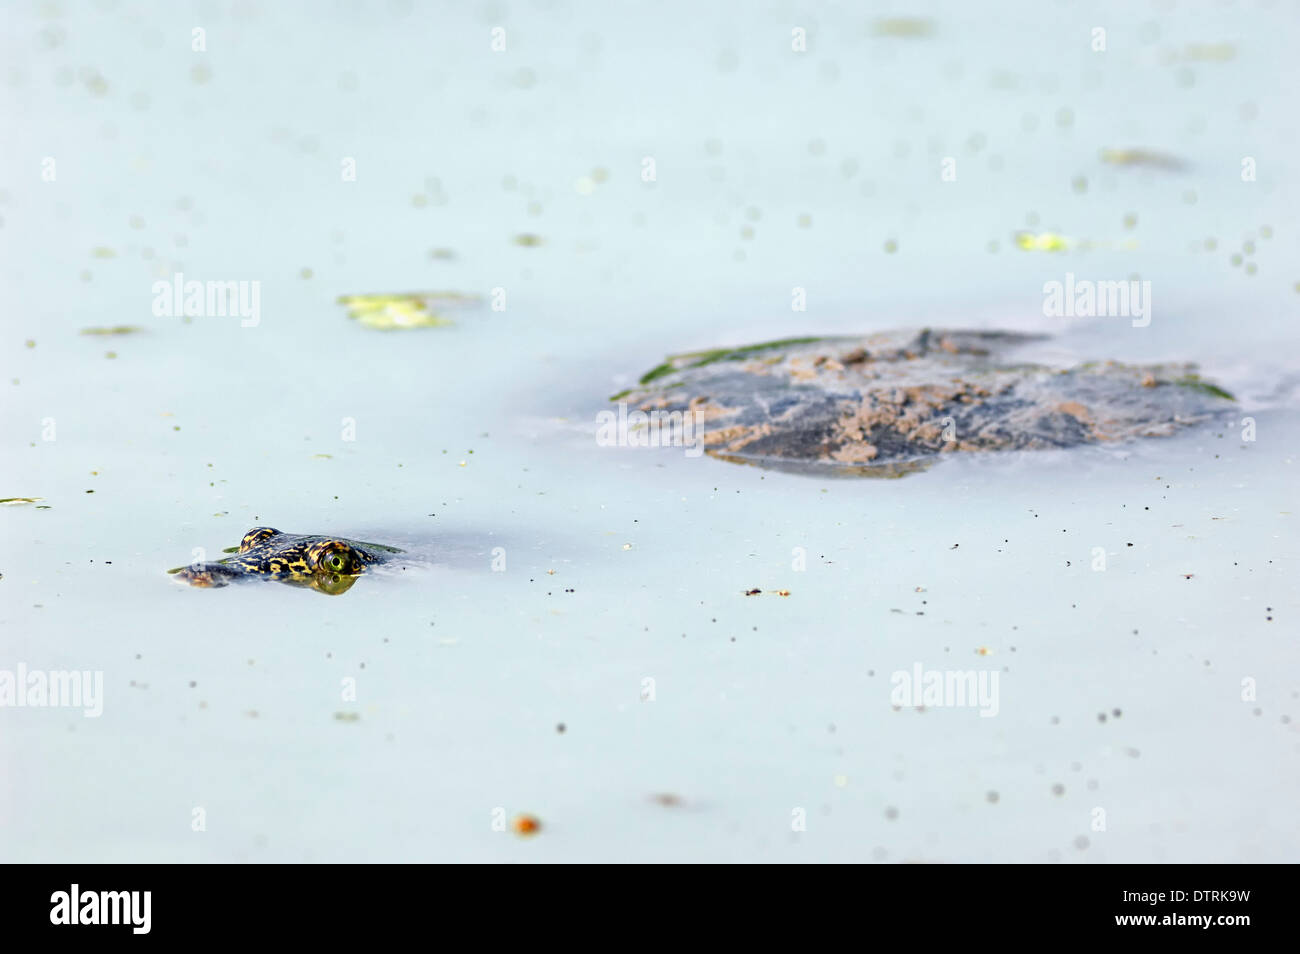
[1015, 231, 1071, 252]
[312, 453, 333, 459]
[338, 292, 470, 330]
[80, 325, 142, 336]
[1182, 43, 1235, 63]
[513, 233, 544, 247]
[1, 497, 43, 505]
[90, 246, 117, 259]
[1174, 374, 1235, 400]
[872, 17, 935, 37]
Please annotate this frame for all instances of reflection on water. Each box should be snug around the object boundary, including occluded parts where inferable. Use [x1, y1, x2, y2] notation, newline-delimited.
[169, 563, 365, 595]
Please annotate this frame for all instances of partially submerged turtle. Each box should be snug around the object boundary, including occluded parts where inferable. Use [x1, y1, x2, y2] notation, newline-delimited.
[611, 329, 1234, 476]
[169, 527, 403, 595]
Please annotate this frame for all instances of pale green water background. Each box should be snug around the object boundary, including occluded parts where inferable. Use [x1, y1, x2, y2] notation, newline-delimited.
[2, 0, 1298, 862]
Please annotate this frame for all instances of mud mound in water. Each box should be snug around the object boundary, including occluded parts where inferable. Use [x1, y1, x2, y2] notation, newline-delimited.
[614, 329, 1233, 476]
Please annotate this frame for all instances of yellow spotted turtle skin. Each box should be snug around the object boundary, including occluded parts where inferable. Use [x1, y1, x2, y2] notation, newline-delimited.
[171, 527, 400, 594]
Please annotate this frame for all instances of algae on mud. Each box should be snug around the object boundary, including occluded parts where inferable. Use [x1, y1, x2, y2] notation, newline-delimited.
[614, 329, 1234, 476]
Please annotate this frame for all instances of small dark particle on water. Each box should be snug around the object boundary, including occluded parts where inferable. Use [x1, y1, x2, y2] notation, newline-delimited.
[987, 791, 1000, 804]
[1098, 712, 1108, 723]
[884, 806, 899, 820]
[556, 722, 566, 734]
[650, 793, 683, 807]
[950, 543, 959, 549]
[745, 588, 762, 596]
[1051, 783, 1065, 796]
[1112, 708, 1122, 718]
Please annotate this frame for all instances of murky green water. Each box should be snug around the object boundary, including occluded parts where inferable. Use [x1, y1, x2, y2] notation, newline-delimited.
[2, 1, 1298, 862]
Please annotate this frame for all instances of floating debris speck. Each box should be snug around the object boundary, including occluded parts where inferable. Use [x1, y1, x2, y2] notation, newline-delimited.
[1099, 149, 1187, 171]
[338, 292, 478, 330]
[511, 814, 542, 836]
[872, 17, 935, 37]
[1014, 231, 1071, 252]
[1181, 43, 1236, 63]
[79, 325, 141, 336]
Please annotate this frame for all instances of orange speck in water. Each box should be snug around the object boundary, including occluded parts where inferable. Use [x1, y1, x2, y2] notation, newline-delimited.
[512, 814, 542, 836]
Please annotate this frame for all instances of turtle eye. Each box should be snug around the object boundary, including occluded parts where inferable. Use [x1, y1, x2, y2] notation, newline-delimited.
[314, 542, 357, 575]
